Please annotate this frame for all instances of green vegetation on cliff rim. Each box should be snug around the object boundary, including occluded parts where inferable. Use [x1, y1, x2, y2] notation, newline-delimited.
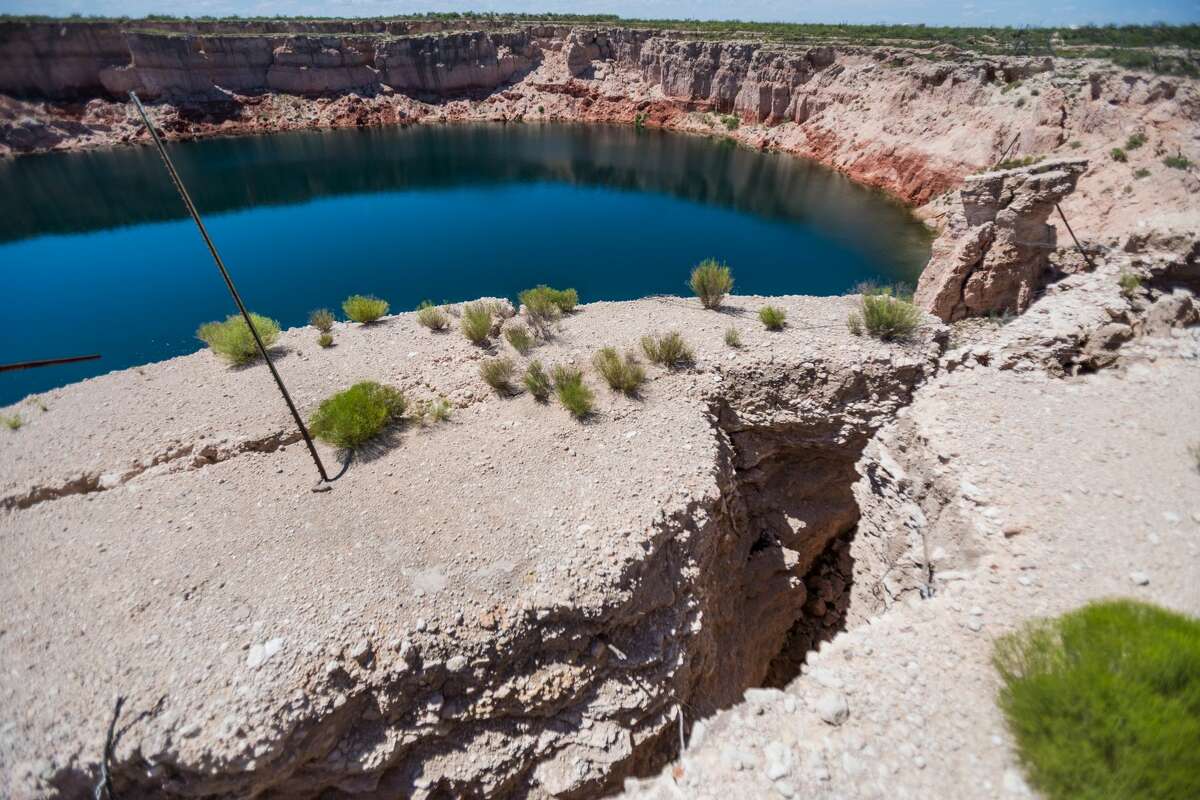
[460, 302, 493, 344]
[850, 286, 922, 341]
[993, 599, 1200, 800]
[342, 294, 389, 324]
[504, 324, 534, 354]
[308, 381, 406, 449]
[640, 332, 693, 369]
[593, 348, 646, 395]
[317, 332, 334, 348]
[480, 357, 516, 394]
[2, 414, 21, 431]
[7, 16, 1194, 73]
[309, 308, 335, 333]
[523, 360, 552, 401]
[196, 313, 281, 365]
[551, 365, 594, 419]
[759, 305, 787, 330]
[416, 301, 449, 331]
[689, 258, 734, 309]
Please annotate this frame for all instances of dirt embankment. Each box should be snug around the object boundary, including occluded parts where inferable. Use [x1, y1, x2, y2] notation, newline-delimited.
[1, 21, 1197, 245]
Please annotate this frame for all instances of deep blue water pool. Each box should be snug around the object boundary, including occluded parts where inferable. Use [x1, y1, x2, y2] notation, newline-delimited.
[0, 123, 930, 404]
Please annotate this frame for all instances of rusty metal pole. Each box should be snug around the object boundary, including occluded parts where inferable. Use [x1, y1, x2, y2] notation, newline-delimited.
[128, 92, 333, 490]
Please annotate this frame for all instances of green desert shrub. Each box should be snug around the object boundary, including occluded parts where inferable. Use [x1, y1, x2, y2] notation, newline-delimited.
[460, 302, 493, 345]
[2, 414, 21, 431]
[593, 347, 646, 394]
[994, 599, 1200, 800]
[724, 326, 742, 348]
[1133, 167, 1151, 179]
[858, 289, 922, 341]
[196, 312, 281, 365]
[1110, 147, 1128, 163]
[480, 357, 515, 394]
[1125, 132, 1146, 150]
[519, 285, 578, 320]
[758, 305, 787, 330]
[847, 312, 864, 336]
[309, 308, 335, 333]
[1163, 152, 1192, 170]
[317, 332, 334, 348]
[342, 294, 389, 324]
[690, 258, 734, 309]
[308, 381, 406, 449]
[640, 331, 694, 369]
[551, 365, 595, 419]
[416, 301, 449, 331]
[523, 360, 552, 401]
[1118, 270, 1143, 297]
[504, 324, 534, 354]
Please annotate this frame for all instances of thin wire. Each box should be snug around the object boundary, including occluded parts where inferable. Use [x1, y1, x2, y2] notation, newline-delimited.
[128, 92, 333, 486]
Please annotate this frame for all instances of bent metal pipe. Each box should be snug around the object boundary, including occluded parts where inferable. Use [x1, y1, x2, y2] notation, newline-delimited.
[127, 91, 335, 491]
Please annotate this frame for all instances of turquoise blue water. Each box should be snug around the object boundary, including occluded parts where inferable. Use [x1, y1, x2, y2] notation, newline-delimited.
[0, 123, 931, 404]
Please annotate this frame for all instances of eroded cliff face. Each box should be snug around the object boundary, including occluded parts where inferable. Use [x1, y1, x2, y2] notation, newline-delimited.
[3, 20, 1195, 251]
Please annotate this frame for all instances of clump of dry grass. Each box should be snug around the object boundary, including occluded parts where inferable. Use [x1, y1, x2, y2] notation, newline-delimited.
[551, 365, 594, 419]
[417, 301, 450, 331]
[758, 305, 787, 331]
[504, 324, 535, 354]
[480, 357, 515, 394]
[640, 332, 693, 369]
[593, 347, 646, 394]
[461, 302, 493, 345]
[342, 295, 389, 324]
[309, 308, 335, 333]
[524, 360, 552, 401]
[690, 259, 734, 309]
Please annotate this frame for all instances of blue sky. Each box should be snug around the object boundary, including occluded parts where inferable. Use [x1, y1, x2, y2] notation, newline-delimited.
[1, 0, 1197, 26]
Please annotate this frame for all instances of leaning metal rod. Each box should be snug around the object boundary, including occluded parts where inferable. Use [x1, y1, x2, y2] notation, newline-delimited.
[1055, 202, 1097, 271]
[128, 91, 333, 486]
[0, 353, 100, 373]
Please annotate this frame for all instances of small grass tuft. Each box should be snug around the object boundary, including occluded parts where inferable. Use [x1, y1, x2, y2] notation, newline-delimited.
[308, 381, 405, 449]
[2, 413, 21, 431]
[593, 347, 646, 394]
[1125, 132, 1146, 150]
[1189, 441, 1200, 473]
[460, 302, 493, 345]
[847, 312, 864, 336]
[690, 258, 734, 309]
[523, 360, 552, 401]
[1110, 147, 1128, 162]
[309, 308, 335, 333]
[858, 288, 922, 341]
[196, 313, 281, 365]
[1163, 152, 1192, 170]
[480, 357, 516, 394]
[1118, 270, 1143, 297]
[993, 599, 1200, 800]
[758, 305, 787, 330]
[342, 294, 389, 324]
[317, 332, 334, 348]
[1133, 167, 1151, 179]
[504, 324, 535, 355]
[416, 301, 449, 331]
[551, 365, 595, 419]
[640, 332, 694, 369]
[724, 326, 742, 348]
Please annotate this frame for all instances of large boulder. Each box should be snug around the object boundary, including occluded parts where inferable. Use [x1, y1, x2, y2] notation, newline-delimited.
[914, 158, 1088, 321]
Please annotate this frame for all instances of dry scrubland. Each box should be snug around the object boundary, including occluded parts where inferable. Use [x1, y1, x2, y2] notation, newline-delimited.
[1, 14, 1200, 800]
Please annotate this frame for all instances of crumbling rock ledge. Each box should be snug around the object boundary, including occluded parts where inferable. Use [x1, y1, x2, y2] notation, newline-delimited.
[914, 158, 1088, 321]
[0, 295, 942, 799]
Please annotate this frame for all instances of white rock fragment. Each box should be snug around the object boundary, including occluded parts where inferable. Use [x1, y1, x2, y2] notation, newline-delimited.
[246, 637, 284, 669]
[815, 691, 849, 725]
[1129, 571, 1150, 586]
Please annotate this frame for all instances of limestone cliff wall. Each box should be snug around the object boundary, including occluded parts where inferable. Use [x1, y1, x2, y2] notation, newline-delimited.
[0, 23, 538, 98]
